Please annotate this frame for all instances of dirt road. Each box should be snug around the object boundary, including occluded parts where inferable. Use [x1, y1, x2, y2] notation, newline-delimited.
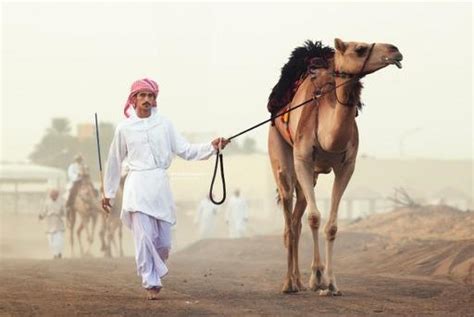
[1, 232, 473, 316]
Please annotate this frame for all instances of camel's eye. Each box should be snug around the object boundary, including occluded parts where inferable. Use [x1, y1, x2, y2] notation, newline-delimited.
[355, 46, 368, 57]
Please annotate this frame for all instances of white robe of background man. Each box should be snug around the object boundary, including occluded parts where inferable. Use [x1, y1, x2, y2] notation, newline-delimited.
[194, 197, 218, 239]
[67, 162, 82, 183]
[104, 107, 215, 289]
[39, 195, 66, 257]
[226, 193, 249, 238]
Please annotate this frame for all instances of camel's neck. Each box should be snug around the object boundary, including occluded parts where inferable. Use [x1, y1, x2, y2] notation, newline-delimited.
[317, 77, 359, 152]
[334, 77, 360, 117]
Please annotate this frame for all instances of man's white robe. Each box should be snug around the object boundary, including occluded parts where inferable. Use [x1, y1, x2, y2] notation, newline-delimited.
[68, 162, 82, 183]
[103, 107, 215, 289]
[226, 195, 249, 238]
[195, 197, 218, 239]
[39, 197, 66, 257]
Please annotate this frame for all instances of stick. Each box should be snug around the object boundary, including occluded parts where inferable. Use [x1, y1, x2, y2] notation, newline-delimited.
[94, 113, 105, 199]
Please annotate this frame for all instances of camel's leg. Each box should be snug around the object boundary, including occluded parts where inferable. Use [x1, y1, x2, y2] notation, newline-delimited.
[294, 158, 326, 291]
[83, 217, 91, 243]
[76, 221, 85, 256]
[86, 213, 96, 244]
[108, 228, 117, 257]
[82, 213, 97, 255]
[110, 228, 120, 254]
[291, 182, 307, 291]
[280, 189, 296, 293]
[99, 214, 107, 252]
[320, 163, 355, 296]
[103, 217, 113, 257]
[118, 224, 124, 257]
[81, 218, 91, 255]
[89, 213, 98, 246]
[68, 209, 76, 257]
[268, 126, 298, 293]
[105, 221, 117, 257]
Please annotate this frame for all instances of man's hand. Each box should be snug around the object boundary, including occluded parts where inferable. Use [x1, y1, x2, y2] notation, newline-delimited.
[212, 137, 230, 151]
[101, 197, 112, 213]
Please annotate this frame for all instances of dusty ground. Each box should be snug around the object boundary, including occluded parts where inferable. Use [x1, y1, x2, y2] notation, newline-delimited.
[1, 231, 473, 316]
[1, 206, 473, 316]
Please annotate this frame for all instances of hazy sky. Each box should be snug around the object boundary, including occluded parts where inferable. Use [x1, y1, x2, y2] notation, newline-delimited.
[1, 1, 472, 162]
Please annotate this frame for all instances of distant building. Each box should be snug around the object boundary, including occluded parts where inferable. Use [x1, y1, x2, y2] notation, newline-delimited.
[0, 163, 66, 214]
[344, 187, 384, 219]
[77, 123, 94, 141]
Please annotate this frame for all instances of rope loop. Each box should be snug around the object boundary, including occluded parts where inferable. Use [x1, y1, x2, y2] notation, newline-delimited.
[209, 151, 226, 205]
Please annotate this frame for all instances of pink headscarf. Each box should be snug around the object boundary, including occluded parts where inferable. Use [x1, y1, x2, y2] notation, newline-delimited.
[123, 78, 160, 117]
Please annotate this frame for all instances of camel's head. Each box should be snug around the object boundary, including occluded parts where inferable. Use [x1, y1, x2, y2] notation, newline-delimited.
[333, 38, 403, 76]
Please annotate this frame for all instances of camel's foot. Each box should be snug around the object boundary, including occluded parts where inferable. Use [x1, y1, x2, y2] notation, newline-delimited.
[319, 283, 342, 296]
[146, 287, 161, 300]
[295, 277, 307, 291]
[103, 248, 112, 258]
[281, 277, 299, 294]
[309, 266, 328, 291]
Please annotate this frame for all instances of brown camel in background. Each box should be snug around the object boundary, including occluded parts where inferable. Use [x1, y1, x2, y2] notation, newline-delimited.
[67, 173, 100, 257]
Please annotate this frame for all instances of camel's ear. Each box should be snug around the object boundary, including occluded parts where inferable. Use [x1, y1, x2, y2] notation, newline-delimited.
[334, 38, 347, 53]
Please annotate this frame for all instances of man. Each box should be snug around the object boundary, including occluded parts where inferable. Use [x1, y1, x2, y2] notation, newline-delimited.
[194, 194, 219, 239]
[226, 189, 249, 238]
[66, 154, 85, 210]
[39, 189, 66, 259]
[102, 78, 229, 300]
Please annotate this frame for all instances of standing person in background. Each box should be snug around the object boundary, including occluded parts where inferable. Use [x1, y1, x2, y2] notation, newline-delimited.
[39, 189, 66, 259]
[194, 194, 219, 239]
[226, 189, 249, 238]
[101, 78, 229, 300]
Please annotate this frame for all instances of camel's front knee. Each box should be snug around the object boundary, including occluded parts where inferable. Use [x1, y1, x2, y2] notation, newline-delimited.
[324, 224, 338, 241]
[307, 212, 321, 229]
[291, 222, 302, 237]
[283, 225, 296, 248]
[277, 170, 292, 193]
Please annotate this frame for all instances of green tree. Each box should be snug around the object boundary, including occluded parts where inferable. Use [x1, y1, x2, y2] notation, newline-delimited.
[29, 118, 115, 174]
[29, 118, 78, 169]
[49, 118, 71, 135]
[242, 137, 257, 154]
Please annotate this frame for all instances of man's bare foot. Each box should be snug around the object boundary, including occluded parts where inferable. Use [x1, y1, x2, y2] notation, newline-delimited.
[146, 287, 161, 300]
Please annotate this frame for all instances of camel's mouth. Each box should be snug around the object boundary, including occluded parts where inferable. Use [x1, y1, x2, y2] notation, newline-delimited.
[383, 56, 403, 69]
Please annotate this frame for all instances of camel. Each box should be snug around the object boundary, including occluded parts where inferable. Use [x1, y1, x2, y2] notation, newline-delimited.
[267, 38, 403, 295]
[99, 177, 124, 257]
[67, 173, 100, 256]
